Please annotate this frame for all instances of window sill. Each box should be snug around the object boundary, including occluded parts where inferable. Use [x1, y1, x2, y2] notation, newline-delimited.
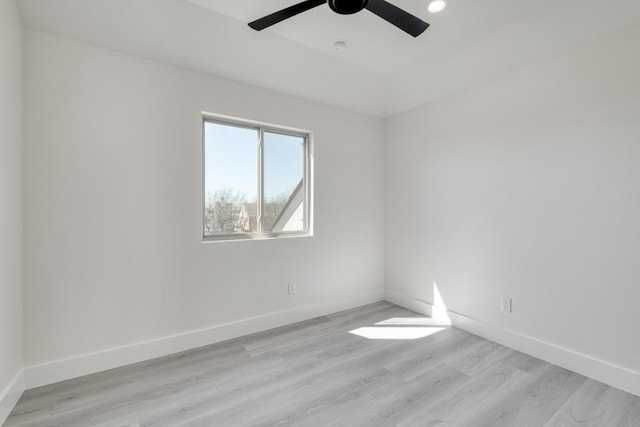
[202, 232, 313, 244]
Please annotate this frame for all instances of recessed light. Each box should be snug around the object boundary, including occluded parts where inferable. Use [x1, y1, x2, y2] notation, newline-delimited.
[333, 40, 347, 53]
[428, 0, 447, 13]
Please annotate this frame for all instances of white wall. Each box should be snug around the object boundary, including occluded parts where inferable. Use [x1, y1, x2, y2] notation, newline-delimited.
[386, 24, 640, 391]
[0, 0, 24, 421]
[20, 12, 640, 398]
[23, 31, 384, 383]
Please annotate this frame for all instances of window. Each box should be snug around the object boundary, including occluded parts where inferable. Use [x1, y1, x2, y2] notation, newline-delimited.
[203, 115, 312, 240]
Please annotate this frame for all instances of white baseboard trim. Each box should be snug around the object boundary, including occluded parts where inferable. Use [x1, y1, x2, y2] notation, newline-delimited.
[24, 290, 385, 390]
[0, 370, 24, 425]
[385, 289, 640, 398]
[384, 289, 433, 318]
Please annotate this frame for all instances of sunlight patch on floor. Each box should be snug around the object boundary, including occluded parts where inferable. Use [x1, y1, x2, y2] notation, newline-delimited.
[350, 282, 452, 340]
[375, 317, 449, 327]
[349, 326, 446, 340]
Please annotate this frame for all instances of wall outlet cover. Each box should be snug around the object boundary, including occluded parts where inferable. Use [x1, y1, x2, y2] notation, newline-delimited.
[501, 297, 512, 313]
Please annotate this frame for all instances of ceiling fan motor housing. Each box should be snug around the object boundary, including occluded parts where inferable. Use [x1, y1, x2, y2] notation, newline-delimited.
[248, 0, 429, 38]
[329, 0, 370, 14]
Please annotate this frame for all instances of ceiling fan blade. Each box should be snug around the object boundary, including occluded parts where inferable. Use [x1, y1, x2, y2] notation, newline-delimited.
[365, 0, 429, 37]
[249, 0, 327, 31]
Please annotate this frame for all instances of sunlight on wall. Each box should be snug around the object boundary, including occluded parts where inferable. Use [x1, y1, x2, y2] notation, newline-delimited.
[433, 282, 451, 325]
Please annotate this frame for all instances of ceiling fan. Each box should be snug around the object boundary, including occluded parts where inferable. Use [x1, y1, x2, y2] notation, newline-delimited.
[248, 0, 430, 38]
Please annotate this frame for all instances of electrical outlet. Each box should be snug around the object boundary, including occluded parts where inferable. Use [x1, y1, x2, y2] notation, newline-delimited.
[500, 297, 512, 313]
[288, 283, 296, 295]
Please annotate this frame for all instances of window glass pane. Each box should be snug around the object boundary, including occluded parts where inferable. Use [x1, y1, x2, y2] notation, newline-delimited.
[263, 132, 305, 233]
[204, 122, 258, 236]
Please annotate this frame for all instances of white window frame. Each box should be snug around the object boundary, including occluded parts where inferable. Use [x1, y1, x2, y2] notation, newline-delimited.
[202, 113, 313, 242]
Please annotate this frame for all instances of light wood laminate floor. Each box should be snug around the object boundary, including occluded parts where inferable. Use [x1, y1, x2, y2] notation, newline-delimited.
[5, 302, 640, 426]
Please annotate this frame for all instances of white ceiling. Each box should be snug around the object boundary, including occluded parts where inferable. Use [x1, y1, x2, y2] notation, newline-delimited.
[18, 0, 640, 117]
[184, 0, 522, 76]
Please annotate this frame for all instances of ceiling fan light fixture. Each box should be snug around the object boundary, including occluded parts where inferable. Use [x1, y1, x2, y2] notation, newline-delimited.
[428, 0, 447, 13]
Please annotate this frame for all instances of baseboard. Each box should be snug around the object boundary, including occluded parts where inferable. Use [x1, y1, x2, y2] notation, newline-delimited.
[24, 290, 384, 390]
[0, 370, 24, 425]
[385, 289, 640, 398]
[384, 288, 433, 318]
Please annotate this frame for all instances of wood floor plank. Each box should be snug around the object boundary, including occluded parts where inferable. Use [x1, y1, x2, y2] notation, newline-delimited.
[91, 413, 140, 427]
[144, 341, 407, 426]
[251, 304, 413, 359]
[501, 350, 548, 374]
[618, 397, 640, 427]
[11, 340, 247, 417]
[544, 378, 640, 427]
[5, 303, 639, 427]
[445, 339, 513, 376]
[384, 327, 484, 381]
[336, 364, 471, 426]
[397, 360, 530, 427]
[466, 364, 587, 427]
